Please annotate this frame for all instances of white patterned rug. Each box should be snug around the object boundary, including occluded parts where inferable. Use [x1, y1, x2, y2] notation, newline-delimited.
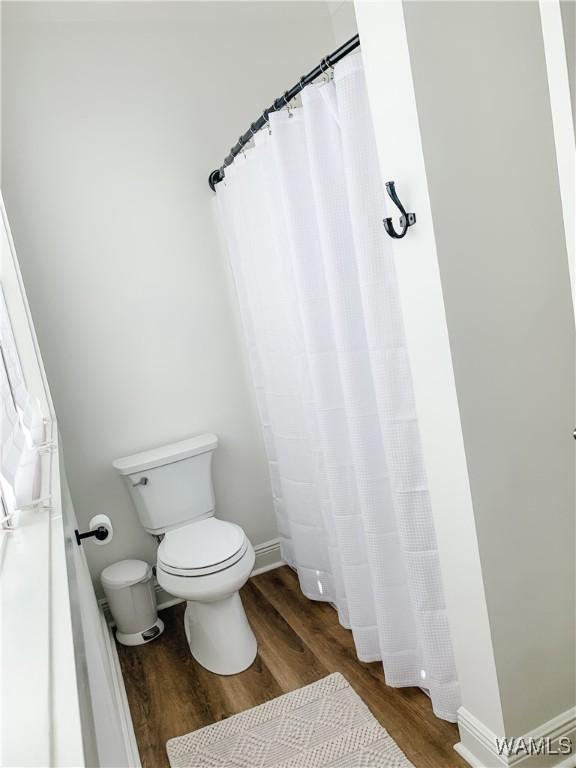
[166, 672, 414, 767]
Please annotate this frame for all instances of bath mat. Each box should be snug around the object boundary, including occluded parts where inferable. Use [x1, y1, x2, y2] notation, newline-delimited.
[166, 672, 414, 767]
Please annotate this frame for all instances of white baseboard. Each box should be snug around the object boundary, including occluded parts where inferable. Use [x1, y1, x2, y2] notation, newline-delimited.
[251, 537, 284, 576]
[101, 538, 285, 615]
[155, 584, 184, 611]
[99, 609, 142, 767]
[456, 706, 576, 767]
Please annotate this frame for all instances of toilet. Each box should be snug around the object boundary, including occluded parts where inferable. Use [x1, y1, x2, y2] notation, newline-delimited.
[112, 434, 257, 675]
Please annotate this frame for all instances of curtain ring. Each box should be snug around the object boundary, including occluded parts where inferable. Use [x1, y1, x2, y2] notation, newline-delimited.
[262, 109, 272, 135]
[320, 56, 333, 81]
[282, 91, 294, 118]
[238, 136, 247, 159]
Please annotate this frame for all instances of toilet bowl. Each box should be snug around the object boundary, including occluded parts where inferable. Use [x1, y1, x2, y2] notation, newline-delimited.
[113, 434, 258, 676]
[156, 517, 256, 674]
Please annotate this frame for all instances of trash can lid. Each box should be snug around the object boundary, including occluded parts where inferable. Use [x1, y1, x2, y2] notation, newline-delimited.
[101, 559, 152, 589]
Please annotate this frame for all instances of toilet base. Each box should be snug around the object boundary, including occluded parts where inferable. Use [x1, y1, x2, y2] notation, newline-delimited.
[184, 592, 257, 675]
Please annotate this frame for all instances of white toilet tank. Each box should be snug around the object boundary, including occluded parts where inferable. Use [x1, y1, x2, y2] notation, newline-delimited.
[113, 434, 218, 535]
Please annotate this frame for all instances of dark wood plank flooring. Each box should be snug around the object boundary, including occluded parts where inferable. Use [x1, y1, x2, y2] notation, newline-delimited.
[117, 565, 465, 768]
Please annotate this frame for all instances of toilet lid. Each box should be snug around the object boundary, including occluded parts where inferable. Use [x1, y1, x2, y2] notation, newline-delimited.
[158, 518, 246, 572]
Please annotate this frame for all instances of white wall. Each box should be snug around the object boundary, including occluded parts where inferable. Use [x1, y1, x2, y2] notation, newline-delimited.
[540, 0, 575, 313]
[560, 0, 575, 130]
[0, 1, 2, 184]
[1, 1, 338, 592]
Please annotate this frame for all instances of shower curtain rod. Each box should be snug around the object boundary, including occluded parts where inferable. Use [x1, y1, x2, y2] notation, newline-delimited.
[208, 33, 360, 190]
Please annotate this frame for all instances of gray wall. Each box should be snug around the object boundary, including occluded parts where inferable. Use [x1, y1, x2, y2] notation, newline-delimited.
[327, 1, 358, 42]
[404, 0, 575, 735]
[1, 1, 338, 591]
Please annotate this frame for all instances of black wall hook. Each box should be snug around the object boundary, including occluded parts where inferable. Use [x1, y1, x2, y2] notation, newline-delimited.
[383, 181, 416, 239]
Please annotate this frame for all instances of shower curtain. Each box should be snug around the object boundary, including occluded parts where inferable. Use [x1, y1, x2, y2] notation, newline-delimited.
[216, 52, 460, 722]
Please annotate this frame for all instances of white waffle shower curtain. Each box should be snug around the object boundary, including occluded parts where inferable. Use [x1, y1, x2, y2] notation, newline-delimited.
[216, 52, 460, 721]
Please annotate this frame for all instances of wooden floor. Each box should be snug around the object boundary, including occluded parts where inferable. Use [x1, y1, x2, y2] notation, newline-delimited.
[117, 566, 465, 768]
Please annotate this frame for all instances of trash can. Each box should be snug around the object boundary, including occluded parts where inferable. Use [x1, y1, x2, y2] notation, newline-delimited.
[101, 559, 164, 646]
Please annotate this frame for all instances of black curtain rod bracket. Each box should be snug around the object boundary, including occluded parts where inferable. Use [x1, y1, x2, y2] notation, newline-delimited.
[208, 34, 360, 191]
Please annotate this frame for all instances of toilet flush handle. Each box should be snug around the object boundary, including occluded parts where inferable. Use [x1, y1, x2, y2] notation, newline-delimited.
[131, 476, 149, 488]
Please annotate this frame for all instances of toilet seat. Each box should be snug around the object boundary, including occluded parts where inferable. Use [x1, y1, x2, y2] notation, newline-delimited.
[158, 518, 248, 577]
